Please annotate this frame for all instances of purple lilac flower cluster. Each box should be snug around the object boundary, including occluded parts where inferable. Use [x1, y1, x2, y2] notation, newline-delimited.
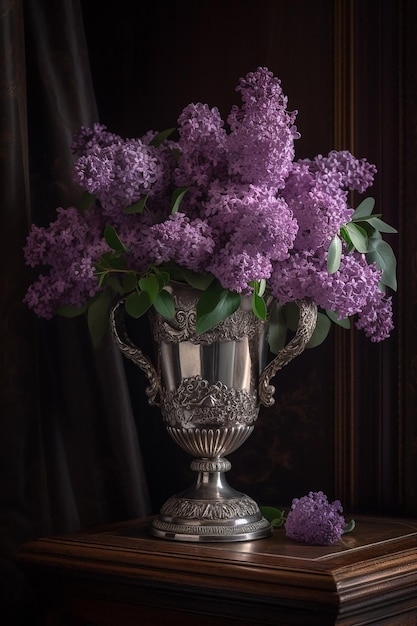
[23, 67, 394, 341]
[285, 491, 346, 545]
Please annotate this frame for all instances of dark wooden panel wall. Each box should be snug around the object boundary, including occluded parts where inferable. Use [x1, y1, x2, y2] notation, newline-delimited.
[332, 0, 416, 515]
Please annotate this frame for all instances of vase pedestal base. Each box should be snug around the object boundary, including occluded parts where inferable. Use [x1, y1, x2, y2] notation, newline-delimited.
[149, 457, 272, 542]
[150, 509, 272, 542]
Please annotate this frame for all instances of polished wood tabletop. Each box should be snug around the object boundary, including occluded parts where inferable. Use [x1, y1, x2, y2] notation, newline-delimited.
[15, 515, 417, 625]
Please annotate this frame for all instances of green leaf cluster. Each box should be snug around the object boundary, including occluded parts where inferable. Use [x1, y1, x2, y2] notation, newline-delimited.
[327, 197, 397, 292]
[267, 301, 345, 353]
[193, 277, 272, 335]
[321, 196, 398, 342]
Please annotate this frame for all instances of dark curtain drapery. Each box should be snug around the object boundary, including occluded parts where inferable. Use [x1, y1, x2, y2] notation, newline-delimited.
[1, 1, 152, 622]
[1, 1, 416, 624]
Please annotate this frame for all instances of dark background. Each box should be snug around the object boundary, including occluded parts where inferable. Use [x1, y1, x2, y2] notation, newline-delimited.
[1, 1, 416, 623]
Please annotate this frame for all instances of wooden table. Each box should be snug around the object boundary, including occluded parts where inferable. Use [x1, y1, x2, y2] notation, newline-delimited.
[15, 515, 417, 625]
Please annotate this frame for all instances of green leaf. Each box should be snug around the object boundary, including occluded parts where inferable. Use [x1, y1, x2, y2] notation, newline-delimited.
[123, 272, 139, 293]
[56, 302, 89, 318]
[125, 290, 152, 319]
[155, 270, 171, 289]
[138, 274, 160, 303]
[351, 220, 375, 237]
[364, 216, 398, 233]
[270, 518, 285, 528]
[259, 506, 286, 528]
[340, 226, 351, 246]
[284, 301, 300, 332]
[104, 274, 124, 294]
[343, 519, 356, 534]
[149, 127, 176, 147]
[258, 278, 266, 297]
[153, 289, 175, 319]
[196, 283, 241, 335]
[352, 197, 375, 219]
[306, 311, 331, 348]
[327, 234, 342, 274]
[249, 279, 266, 297]
[97, 272, 107, 287]
[110, 256, 127, 271]
[344, 222, 369, 253]
[180, 269, 215, 291]
[326, 309, 351, 329]
[367, 238, 397, 290]
[251, 291, 267, 320]
[165, 266, 184, 282]
[268, 302, 288, 354]
[104, 225, 128, 252]
[87, 290, 115, 348]
[171, 187, 189, 214]
[122, 195, 148, 214]
[95, 251, 116, 268]
[95, 254, 126, 274]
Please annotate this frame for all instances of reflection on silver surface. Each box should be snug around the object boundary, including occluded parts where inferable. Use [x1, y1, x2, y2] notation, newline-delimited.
[160, 337, 254, 392]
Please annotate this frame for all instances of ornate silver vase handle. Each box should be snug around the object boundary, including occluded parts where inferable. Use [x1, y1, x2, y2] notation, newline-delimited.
[259, 298, 318, 407]
[110, 299, 161, 407]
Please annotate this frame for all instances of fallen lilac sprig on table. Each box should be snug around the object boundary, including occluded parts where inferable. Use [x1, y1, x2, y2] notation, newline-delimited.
[260, 490, 355, 546]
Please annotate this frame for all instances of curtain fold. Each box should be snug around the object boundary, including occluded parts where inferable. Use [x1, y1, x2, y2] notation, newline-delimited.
[1, 1, 151, 622]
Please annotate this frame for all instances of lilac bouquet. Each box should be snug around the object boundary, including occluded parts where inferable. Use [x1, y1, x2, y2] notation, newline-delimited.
[24, 67, 397, 348]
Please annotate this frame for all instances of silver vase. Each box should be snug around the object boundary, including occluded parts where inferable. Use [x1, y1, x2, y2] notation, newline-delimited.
[110, 282, 317, 542]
